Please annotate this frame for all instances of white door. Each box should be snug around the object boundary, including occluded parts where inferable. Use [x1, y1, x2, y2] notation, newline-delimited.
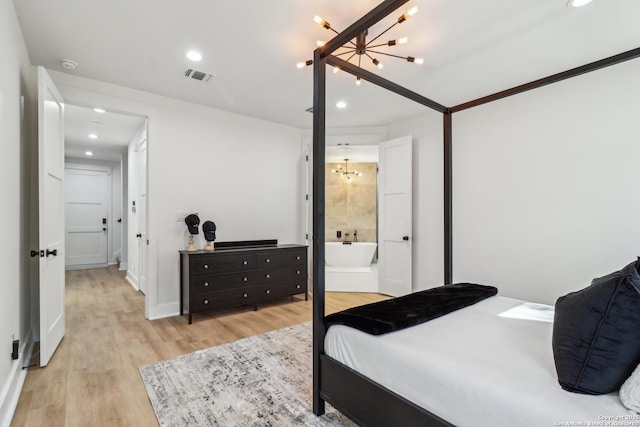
[138, 138, 148, 295]
[38, 66, 66, 367]
[65, 167, 109, 268]
[378, 135, 413, 297]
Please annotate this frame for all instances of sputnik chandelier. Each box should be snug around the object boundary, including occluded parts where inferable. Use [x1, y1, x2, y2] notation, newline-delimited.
[297, 5, 423, 84]
[332, 159, 362, 181]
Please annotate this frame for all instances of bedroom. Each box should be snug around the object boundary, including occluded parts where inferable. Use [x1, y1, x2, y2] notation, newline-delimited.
[2, 0, 639, 426]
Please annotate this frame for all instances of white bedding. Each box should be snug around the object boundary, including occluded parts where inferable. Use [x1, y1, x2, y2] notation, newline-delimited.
[325, 296, 634, 427]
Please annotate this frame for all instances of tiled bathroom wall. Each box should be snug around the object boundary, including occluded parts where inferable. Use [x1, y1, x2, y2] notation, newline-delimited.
[325, 162, 377, 243]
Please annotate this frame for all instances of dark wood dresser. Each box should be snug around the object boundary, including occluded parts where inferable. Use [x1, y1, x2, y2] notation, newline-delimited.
[180, 241, 308, 323]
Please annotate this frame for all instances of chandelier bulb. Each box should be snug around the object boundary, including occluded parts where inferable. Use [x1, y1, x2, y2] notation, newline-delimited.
[415, 57, 424, 65]
[333, 66, 340, 74]
[356, 76, 362, 85]
[398, 6, 418, 23]
[296, 59, 314, 69]
[313, 15, 331, 29]
[372, 58, 383, 69]
[316, 40, 325, 47]
[399, 37, 408, 44]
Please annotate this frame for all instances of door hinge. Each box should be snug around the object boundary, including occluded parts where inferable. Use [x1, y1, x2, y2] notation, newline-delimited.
[305, 233, 309, 240]
[305, 155, 309, 161]
[305, 194, 309, 201]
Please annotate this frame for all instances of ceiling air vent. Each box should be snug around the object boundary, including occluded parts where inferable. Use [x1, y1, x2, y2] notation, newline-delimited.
[185, 69, 213, 83]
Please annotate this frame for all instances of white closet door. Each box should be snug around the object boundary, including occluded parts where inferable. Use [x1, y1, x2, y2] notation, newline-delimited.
[378, 135, 413, 297]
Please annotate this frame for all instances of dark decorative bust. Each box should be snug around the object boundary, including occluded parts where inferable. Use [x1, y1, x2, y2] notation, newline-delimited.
[184, 214, 200, 251]
[203, 221, 216, 251]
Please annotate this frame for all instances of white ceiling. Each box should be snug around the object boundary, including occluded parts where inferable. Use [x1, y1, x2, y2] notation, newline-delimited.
[14, 0, 640, 132]
[64, 104, 146, 162]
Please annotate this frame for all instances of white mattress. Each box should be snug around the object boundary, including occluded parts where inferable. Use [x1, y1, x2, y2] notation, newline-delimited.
[325, 296, 633, 427]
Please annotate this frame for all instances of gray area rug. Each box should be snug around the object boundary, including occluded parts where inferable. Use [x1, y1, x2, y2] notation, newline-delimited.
[139, 322, 355, 426]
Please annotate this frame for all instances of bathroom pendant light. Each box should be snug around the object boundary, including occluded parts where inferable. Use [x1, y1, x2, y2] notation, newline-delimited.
[331, 159, 362, 181]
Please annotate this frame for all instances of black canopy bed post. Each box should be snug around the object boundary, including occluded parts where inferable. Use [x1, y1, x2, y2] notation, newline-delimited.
[443, 111, 453, 285]
[311, 46, 327, 416]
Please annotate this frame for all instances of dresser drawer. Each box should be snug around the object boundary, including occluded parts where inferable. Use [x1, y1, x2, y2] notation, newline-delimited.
[191, 271, 258, 294]
[255, 281, 307, 302]
[191, 253, 256, 275]
[257, 249, 306, 267]
[258, 266, 307, 283]
[191, 287, 255, 311]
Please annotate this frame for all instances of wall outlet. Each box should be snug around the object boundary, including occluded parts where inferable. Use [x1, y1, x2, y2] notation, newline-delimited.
[12, 339, 19, 360]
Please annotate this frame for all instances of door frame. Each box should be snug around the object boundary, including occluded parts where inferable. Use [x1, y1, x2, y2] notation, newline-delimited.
[44, 80, 157, 319]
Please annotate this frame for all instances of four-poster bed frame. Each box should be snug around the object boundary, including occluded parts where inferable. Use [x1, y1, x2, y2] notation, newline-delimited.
[311, 1, 640, 425]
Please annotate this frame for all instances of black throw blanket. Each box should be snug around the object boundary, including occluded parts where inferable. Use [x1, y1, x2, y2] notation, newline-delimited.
[325, 283, 498, 335]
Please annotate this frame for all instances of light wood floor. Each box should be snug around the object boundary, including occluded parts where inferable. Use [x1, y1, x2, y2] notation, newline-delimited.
[11, 266, 388, 427]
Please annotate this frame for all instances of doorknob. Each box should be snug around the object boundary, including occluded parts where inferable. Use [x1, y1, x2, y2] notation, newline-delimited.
[136, 233, 142, 238]
[30, 250, 39, 258]
[402, 236, 410, 241]
[46, 249, 58, 257]
[103, 228, 107, 231]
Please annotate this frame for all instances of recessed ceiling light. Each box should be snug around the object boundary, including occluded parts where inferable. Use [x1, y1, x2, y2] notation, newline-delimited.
[186, 50, 202, 61]
[336, 101, 347, 109]
[567, 0, 593, 7]
[88, 134, 98, 139]
[93, 108, 106, 113]
[59, 59, 78, 70]
[85, 151, 94, 156]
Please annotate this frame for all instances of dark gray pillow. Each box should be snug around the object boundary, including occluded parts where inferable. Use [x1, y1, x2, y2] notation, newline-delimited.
[552, 261, 640, 394]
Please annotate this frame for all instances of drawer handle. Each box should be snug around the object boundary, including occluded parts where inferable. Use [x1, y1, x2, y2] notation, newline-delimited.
[204, 282, 209, 287]
[203, 299, 209, 305]
[265, 258, 270, 263]
[296, 284, 301, 289]
[243, 277, 248, 282]
[243, 260, 248, 265]
[265, 274, 270, 279]
[296, 270, 301, 275]
[266, 289, 270, 294]
[296, 256, 301, 260]
[243, 293, 248, 298]
[203, 264, 209, 269]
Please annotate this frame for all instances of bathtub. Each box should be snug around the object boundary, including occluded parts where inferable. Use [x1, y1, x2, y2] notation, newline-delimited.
[325, 242, 377, 267]
[325, 242, 378, 292]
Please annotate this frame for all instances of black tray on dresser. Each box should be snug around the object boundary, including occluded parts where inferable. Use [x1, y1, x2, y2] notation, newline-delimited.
[179, 240, 308, 323]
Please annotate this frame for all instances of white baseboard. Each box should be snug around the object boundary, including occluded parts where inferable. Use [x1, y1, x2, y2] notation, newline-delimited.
[126, 271, 139, 291]
[148, 302, 181, 320]
[0, 336, 34, 427]
[65, 263, 108, 271]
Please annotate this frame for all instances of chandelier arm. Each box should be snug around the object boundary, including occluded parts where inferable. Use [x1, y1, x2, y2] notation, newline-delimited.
[367, 42, 395, 49]
[364, 52, 377, 62]
[346, 52, 358, 63]
[368, 50, 410, 60]
[334, 49, 357, 57]
[365, 21, 399, 46]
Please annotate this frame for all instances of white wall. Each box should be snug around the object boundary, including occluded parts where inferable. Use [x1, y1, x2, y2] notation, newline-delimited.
[0, 0, 35, 424]
[453, 58, 640, 305]
[388, 111, 445, 291]
[48, 71, 304, 318]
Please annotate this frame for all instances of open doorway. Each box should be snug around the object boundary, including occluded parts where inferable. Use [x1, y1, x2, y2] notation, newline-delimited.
[64, 103, 147, 286]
